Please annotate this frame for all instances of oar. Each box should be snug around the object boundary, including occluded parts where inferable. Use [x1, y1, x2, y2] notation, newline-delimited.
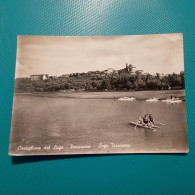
[154, 126, 161, 129]
[134, 122, 138, 130]
[155, 121, 166, 125]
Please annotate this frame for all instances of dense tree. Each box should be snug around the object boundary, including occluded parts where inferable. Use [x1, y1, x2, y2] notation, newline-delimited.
[15, 66, 185, 92]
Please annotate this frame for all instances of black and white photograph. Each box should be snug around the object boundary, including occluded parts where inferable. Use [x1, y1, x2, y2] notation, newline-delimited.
[9, 34, 188, 156]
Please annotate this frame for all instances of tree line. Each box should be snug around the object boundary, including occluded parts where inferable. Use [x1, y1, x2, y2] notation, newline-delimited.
[15, 71, 185, 92]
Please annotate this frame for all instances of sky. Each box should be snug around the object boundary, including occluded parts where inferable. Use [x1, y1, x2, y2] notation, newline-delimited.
[15, 33, 184, 78]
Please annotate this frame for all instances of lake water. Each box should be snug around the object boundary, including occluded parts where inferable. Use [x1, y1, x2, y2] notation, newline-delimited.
[9, 90, 188, 155]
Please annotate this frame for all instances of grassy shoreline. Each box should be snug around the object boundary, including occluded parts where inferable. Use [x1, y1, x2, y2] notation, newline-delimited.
[14, 90, 186, 101]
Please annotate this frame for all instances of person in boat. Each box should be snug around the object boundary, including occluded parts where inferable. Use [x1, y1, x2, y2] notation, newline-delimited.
[143, 114, 154, 128]
[143, 114, 149, 126]
[148, 114, 155, 126]
[138, 115, 143, 124]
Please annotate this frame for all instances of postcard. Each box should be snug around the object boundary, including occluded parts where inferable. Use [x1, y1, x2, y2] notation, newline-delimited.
[9, 33, 189, 156]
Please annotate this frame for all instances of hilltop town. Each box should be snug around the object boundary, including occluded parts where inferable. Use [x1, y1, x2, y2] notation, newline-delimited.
[15, 63, 185, 93]
[28, 63, 139, 81]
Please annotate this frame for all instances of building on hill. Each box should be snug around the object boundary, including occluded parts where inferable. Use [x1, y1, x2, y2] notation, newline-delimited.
[87, 71, 94, 74]
[103, 68, 115, 74]
[16, 77, 30, 81]
[103, 70, 109, 74]
[119, 63, 136, 74]
[60, 74, 70, 78]
[30, 74, 49, 81]
[125, 63, 136, 72]
[136, 70, 143, 74]
[50, 76, 58, 79]
[113, 70, 119, 74]
[107, 68, 114, 74]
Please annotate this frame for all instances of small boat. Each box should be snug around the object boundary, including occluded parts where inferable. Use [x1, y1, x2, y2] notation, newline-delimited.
[161, 98, 182, 103]
[118, 97, 135, 101]
[129, 121, 159, 130]
[146, 97, 159, 102]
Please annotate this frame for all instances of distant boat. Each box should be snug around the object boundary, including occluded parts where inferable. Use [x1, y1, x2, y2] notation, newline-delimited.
[118, 97, 135, 101]
[146, 97, 159, 102]
[161, 98, 182, 103]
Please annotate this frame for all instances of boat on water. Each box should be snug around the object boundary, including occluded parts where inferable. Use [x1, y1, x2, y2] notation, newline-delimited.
[129, 121, 159, 130]
[146, 97, 159, 102]
[161, 98, 182, 103]
[118, 97, 135, 101]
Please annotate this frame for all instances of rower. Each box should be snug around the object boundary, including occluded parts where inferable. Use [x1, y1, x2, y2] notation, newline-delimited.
[143, 114, 149, 126]
[149, 114, 154, 125]
[138, 115, 143, 124]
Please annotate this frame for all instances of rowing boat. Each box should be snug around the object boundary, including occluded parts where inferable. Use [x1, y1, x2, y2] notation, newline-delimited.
[129, 121, 159, 129]
[118, 97, 135, 101]
[146, 97, 159, 102]
[161, 99, 182, 103]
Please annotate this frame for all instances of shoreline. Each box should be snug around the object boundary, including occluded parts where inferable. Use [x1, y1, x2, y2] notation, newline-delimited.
[14, 90, 186, 101]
